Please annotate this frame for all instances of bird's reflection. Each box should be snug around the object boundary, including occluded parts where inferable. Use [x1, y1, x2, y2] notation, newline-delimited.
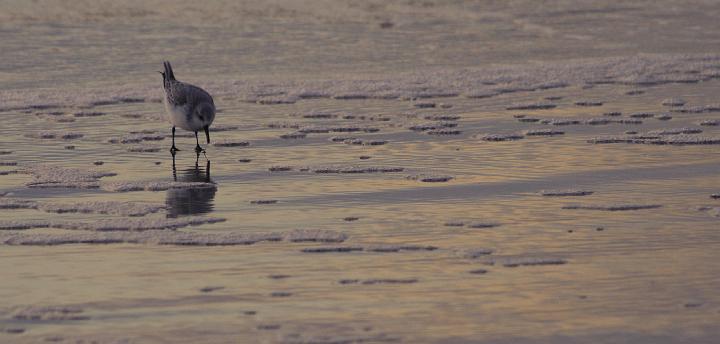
[167, 152, 217, 218]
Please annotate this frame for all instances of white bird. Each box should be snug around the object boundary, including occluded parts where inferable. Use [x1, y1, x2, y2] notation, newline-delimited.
[160, 61, 216, 154]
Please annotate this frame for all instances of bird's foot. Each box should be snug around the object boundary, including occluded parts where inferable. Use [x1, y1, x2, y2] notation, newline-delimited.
[194, 145, 205, 154]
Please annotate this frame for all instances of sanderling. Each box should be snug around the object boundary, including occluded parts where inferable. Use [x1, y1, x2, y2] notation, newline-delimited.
[160, 61, 216, 154]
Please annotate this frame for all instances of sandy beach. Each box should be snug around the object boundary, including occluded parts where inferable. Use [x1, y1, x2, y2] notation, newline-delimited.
[1, 1, 719, 343]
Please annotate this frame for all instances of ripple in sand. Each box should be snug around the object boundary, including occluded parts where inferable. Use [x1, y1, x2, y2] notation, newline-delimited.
[0, 198, 36, 209]
[268, 166, 293, 172]
[0, 216, 225, 231]
[460, 248, 494, 258]
[575, 100, 603, 106]
[41, 115, 75, 123]
[257, 324, 282, 330]
[0, 198, 164, 216]
[699, 119, 720, 126]
[302, 244, 436, 253]
[479, 255, 567, 267]
[562, 204, 661, 211]
[584, 118, 642, 125]
[697, 206, 720, 217]
[279, 132, 307, 139]
[524, 129, 564, 136]
[588, 135, 720, 145]
[427, 129, 461, 135]
[647, 128, 702, 135]
[603, 111, 622, 117]
[479, 133, 524, 141]
[414, 102, 436, 108]
[312, 166, 404, 174]
[662, 98, 686, 106]
[12, 306, 89, 321]
[506, 102, 556, 110]
[409, 122, 458, 132]
[25, 131, 84, 140]
[283, 229, 347, 243]
[102, 181, 215, 192]
[467, 222, 501, 229]
[365, 244, 438, 252]
[268, 122, 301, 129]
[298, 112, 337, 119]
[540, 119, 582, 126]
[424, 114, 460, 121]
[625, 89, 645, 95]
[211, 124, 239, 132]
[268, 274, 291, 279]
[670, 104, 720, 113]
[279, 329, 398, 344]
[684, 302, 703, 308]
[469, 269, 489, 274]
[329, 136, 356, 142]
[109, 133, 165, 144]
[406, 175, 453, 182]
[302, 246, 363, 253]
[255, 97, 298, 105]
[250, 200, 278, 205]
[3, 328, 24, 334]
[540, 189, 594, 196]
[464, 90, 499, 99]
[22, 164, 116, 189]
[199, 286, 225, 293]
[212, 140, 250, 147]
[629, 112, 655, 118]
[0, 151, 12, 155]
[517, 117, 541, 123]
[73, 111, 105, 117]
[444, 221, 499, 228]
[0, 229, 287, 246]
[339, 278, 418, 285]
[360, 140, 387, 146]
[127, 146, 162, 152]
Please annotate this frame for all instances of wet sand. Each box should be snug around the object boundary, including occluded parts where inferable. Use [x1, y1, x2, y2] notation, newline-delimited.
[2, 1, 720, 343]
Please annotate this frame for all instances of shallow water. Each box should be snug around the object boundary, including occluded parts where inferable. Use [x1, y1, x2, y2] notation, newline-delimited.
[1, 1, 720, 343]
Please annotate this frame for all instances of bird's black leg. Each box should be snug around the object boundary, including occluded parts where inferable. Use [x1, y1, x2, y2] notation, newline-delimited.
[170, 126, 179, 155]
[194, 131, 204, 153]
[171, 152, 178, 181]
[205, 160, 211, 183]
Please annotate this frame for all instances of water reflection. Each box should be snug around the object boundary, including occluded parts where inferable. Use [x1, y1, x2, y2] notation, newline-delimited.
[166, 153, 217, 217]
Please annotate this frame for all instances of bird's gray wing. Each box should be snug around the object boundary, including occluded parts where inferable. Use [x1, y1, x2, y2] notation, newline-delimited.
[166, 82, 188, 107]
[186, 84, 214, 106]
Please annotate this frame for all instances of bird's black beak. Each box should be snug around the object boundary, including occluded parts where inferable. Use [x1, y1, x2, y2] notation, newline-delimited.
[204, 125, 210, 144]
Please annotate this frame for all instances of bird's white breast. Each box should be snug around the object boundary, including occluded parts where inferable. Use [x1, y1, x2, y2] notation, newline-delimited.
[164, 99, 199, 132]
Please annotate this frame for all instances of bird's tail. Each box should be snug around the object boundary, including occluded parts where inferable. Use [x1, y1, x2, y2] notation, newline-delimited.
[163, 61, 176, 81]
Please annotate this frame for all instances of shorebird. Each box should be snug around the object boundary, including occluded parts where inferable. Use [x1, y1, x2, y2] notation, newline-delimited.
[159, 61, 215, 154]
